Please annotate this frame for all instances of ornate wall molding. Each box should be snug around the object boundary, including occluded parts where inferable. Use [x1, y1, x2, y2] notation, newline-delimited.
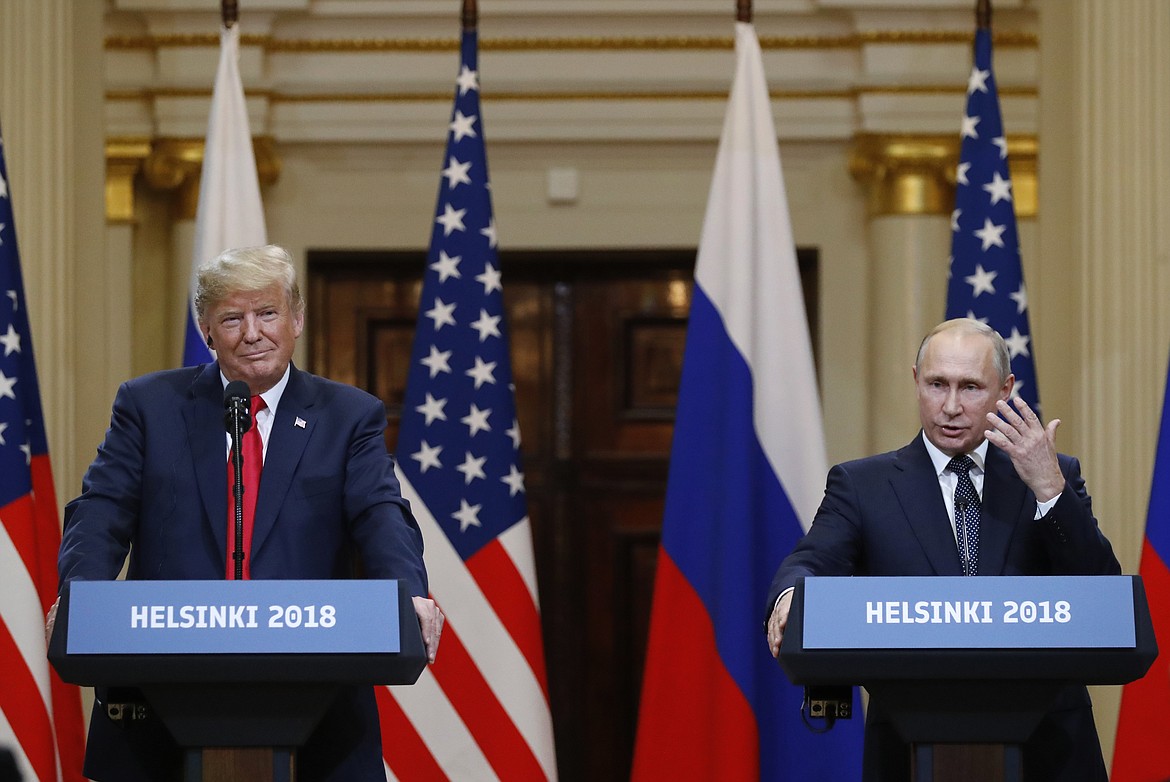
[104, 31, 1038, 53]
[850, 132, 1037, 218]
[105, 138, 152, 224]
[108, 137, 281, 222]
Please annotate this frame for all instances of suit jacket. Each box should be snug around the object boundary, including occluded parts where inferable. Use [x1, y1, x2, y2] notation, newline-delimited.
[58, 362, 427, 782]
[767, 434, 1121, 782]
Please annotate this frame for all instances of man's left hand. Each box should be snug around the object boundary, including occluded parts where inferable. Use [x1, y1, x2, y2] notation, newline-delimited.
[984, 397, 1065, 502]
[413, 596, 444, 664]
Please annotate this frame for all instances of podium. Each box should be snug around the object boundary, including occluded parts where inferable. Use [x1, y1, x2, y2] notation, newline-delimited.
[779, 575, 1158, 782]
[49, 579, 428, 782]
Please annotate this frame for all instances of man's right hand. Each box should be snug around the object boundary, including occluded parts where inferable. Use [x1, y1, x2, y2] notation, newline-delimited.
[45, 596, 60, 647]
[766, 590, 793, 658]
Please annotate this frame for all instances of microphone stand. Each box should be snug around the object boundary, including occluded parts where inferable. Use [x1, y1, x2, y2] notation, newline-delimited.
[227, 398, 248, 580]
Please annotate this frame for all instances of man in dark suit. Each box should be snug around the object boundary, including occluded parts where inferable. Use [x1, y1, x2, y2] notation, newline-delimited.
[52, 245, 444, 782]
[766, 318, 1120, 782]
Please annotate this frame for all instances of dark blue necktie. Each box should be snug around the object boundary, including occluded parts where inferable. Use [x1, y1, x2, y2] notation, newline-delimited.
[948, 455, 980, 576]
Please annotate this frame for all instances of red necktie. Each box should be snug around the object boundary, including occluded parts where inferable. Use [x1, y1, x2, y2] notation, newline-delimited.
[226, 395, 266, 579]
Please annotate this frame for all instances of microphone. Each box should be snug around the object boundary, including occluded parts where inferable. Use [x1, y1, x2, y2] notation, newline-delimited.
[223, 380, 252, 580]
[223, 380, 252, 434]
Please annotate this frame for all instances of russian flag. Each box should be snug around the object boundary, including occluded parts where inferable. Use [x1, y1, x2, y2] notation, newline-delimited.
[1111, 351, 1170, 781]
[183, 21, 267, 367]
[630, 22, 863, 782]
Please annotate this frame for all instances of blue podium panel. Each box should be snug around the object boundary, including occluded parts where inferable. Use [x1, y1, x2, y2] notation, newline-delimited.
[802, 575, 1136, 650]
[67, 579, 400, 655]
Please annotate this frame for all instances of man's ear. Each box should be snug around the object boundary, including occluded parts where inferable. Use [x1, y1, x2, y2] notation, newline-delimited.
[1000, 374, 1016, 401]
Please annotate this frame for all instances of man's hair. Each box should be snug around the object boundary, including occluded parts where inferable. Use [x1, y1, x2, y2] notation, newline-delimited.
[915, 317, 1011, 383]
[194, 244, 305, 323]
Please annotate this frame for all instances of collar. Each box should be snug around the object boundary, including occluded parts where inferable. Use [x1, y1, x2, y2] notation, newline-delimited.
[218, 364, 291, 414]
[921, 431, 988, 476]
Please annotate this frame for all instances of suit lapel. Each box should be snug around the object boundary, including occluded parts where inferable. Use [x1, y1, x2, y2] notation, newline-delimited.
[978, 444, 1031, 575]
[183, 363, 232, 557]
[890, 436, 965, 576]
[251, 365, 316, 558]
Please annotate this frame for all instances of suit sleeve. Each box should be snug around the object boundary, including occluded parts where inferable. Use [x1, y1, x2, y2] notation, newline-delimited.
[764, 462, 864, 621]
[343, 395, 429, 597]
[58, 381, 145, 586]
[1040, 455, 1121, 575]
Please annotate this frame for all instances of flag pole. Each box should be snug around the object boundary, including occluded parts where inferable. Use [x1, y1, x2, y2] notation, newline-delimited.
[463, 0, 477, 31]
[222, 0, 238, 29]
[737, 0, 752, 23]
[976, 0, 991, 30]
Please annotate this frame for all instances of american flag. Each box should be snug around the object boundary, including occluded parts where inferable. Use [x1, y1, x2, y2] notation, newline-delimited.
[0, 126, 86, 780]
[381, 29, 558, 781]
[946, 27, 1039, 410]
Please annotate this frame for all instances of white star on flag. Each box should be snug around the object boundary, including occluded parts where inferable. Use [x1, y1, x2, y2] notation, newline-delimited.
[982, 171, 1013, 205]
[1004, 326, 1031, 358]
[430, 250, 462, 282]
[442, 157, 473, 190]
[416, 393, 448, 425]
[968, 67, 990, 94]
[456, 451, 487, 484]
[476, 263, 502, 294]
[460, 403, 492, 436]
[0, 323, 19, 355]
[965, 263, 998, 297]
[420, 344, 452, 377]
[961, 114, 981, 139]
[470, 309, 502, 341]
[973, 218, 1007, 251]
[411, 440, 443, 473]
[449, 110, 477, 142]
[452, 498, 482, 531]
[425, 297, 457, 330]
[435, 203, 467, 236]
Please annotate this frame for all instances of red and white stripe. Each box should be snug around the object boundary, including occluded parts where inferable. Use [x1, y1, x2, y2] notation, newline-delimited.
[0, 476, 84, 782]
[383, 472, 557, 781]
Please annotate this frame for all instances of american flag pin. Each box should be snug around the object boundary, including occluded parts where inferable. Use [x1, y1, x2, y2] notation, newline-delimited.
[294, 417, 306, 429]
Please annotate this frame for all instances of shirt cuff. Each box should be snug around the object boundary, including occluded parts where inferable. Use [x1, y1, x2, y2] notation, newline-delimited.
[1035, 492, 1061, 520]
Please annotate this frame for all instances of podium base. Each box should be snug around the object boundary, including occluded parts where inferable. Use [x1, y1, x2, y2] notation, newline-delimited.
[185, 747, 295, 782]
[914, 743, 1021, 782]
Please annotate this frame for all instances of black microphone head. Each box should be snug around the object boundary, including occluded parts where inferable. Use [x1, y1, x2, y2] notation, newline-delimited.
[223, 380, 253, 433]
[224, 380, 250, 404]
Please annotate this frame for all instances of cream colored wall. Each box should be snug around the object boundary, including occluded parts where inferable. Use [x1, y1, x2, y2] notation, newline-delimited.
[1035, 0, 1170, 765]
[0, 0, 115, 529]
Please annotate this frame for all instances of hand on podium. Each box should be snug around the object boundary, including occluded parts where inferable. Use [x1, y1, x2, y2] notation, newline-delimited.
[45, 595, 60, 647]
[767, 590, 793, 659]
[413, 596, 444, 663]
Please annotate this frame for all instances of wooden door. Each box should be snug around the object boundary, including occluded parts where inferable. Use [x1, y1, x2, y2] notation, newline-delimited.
[307, 248, 816, 781]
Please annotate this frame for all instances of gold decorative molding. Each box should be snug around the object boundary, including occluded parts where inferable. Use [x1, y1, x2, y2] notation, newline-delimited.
[850, 133, 1036, 218]
[105, 138, 152, 224]
[139, 137, 281, 221]
[105, 84, 1035, 105]
[104, 30, 1037, 53]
